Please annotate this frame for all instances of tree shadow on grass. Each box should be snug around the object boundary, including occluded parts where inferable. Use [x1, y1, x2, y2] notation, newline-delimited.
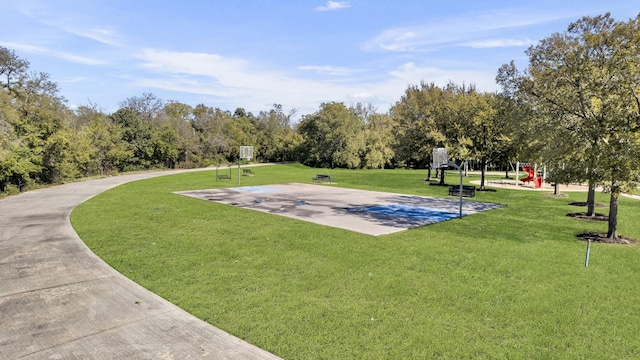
[568, 201, 606, 207]
[577, 232, 637, 245]
[567, 212, 608, 221]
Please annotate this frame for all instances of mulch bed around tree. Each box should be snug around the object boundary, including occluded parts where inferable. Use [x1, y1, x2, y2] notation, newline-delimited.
[568, 201, 606, 208]
[567, 212, 608, 221]
[577, 232, 637, 245]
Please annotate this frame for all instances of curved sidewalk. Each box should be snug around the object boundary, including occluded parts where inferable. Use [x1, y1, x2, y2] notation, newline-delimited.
[0, 170, 281, 359]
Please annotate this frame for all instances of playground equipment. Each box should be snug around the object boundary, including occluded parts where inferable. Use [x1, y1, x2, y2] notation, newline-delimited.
[216, 166, 232, 181]
[521, 164, 535, 184]
[520, 164, 543, 188]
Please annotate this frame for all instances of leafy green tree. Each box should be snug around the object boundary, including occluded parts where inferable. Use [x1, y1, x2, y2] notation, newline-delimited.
[110, 108, 155, 170]
[499, 13, 640, 239]
[0, 91, 39, 191]
[462, 92, 516, 190]
[363, 113, 395, 169]
[298, 102, 365, 168]
[256, 104, 299, 162]
[225, 109, 260, 162]
[152, 124, 181, 168]
[391, 82, 480, 183]
[13, 72, 72, 184]
[391, 82, 443, 169]
[119, 92, 164, 123]
[41, 128, 94, 182]
[85, 113, 131, 174]
[191, 104, 232, 163]
[0, 46, 29, 93]
[161, 101, 200, 167]
[351, 103, 395, 169]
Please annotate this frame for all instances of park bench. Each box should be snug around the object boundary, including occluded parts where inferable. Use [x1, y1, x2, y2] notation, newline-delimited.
[242, 169, 255, 176]
[449, 185, 476, 198]
[312, 174, 333, 183]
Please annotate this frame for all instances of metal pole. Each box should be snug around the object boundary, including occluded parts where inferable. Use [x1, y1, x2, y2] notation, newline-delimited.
[585, 239, 591, 267]
[448, 162, 463, 218]
[238, 156, 241, 187]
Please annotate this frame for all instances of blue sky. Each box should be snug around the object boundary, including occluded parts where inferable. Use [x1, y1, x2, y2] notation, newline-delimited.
[3, 1, 638, 117]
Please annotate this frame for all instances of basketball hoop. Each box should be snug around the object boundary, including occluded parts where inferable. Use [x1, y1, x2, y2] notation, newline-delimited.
[240, 146, 253, 160]
[238, 146, 253, 187]
[432, 148, 448, 169]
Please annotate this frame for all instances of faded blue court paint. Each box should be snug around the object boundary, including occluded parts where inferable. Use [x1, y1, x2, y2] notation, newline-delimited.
[235, 186, 281, 194]
[357, 204, 465, 222]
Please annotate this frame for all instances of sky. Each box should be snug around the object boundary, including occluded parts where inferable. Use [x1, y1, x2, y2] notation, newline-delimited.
[2, 1, 639, 118]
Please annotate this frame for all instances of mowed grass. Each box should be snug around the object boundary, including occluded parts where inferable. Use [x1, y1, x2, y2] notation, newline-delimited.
[71, 163, 640, 359]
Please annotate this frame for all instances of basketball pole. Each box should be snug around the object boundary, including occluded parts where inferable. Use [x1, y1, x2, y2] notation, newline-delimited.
[448, 162, 463, 219]
[433, 147, 462, 219]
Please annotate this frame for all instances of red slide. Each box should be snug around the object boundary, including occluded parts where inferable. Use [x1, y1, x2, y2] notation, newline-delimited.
[521, 164, 535, 184]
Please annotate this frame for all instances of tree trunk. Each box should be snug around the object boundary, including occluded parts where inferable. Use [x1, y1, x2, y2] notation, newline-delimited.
[586, 179, 596, 217]
[505, 168, 509, 179]
[427, 167, 432, 181]
[439, 167, 445, 186]
[607, 191, 619, 239]
[479, 158, 486, 191]
[553, 183, 560, 196]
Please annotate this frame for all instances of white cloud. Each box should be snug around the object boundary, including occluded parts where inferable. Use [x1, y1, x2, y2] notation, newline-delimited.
[133, 48, 406, 115]
[0, 41, 107, 65]
[387, 62, 499, 92]
[61, 25, 123, 47]
[133, 49, 503, 117]
[347, 92, 377, 101]
[298, 65, 354, 76]
[58, 76, 91, 83]
[135, 49, 346, 112]
[138, 49, 250, 82]
[14, 2, 124, 47]
[463, 38, 532, 48]
[366, 27, 434, 52]
[315, 1, 350, 12]
[362, 10, 575, 52]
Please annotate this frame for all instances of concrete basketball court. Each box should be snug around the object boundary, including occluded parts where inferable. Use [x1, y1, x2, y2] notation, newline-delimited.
[176, 183, 504, 236]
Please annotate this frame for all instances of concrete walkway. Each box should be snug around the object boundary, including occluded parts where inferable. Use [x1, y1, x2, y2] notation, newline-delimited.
[0, 170, 281, 359]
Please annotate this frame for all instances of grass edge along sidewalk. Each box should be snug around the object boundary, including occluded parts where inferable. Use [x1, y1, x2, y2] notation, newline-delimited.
[71, 164, 640, 359]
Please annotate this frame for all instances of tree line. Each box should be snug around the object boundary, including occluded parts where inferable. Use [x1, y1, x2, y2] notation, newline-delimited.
[1, 13, 639, 239]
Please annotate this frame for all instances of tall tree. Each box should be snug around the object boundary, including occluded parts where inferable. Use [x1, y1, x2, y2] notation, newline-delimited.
[298, 102, 365, 168]
[499, 13, 640, 239]
[119, 92, 164, 123]
[110, 108, 155, 170]
[0, 91, 39, 191]
[0, 46, 29, 93]
[391, 82, 446, 170]
[350, 103, 395, 169]
[80, 108, 131, 174]
[225, 109, 260, 162]
[256, 104, 299, 162]
[161, 101, 200, 167]
[191, 104, 232, 163]
[391, 82, 483, 183]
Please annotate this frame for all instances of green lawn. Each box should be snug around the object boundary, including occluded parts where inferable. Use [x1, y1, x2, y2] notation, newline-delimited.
[71, 163, 640, 359]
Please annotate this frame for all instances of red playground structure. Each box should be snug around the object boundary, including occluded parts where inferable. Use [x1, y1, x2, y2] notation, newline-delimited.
[521, 164, 535, 183]
[521, 164, 543, 188]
